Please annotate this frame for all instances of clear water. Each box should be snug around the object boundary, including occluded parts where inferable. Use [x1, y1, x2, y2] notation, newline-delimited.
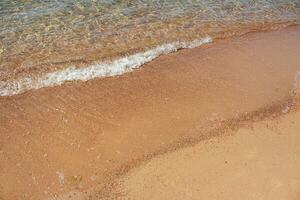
[0, 0, 299, 95]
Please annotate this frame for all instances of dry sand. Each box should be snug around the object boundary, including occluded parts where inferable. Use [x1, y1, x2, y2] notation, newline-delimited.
[1, 26, 300, 200]
[113, 92, 300, 200]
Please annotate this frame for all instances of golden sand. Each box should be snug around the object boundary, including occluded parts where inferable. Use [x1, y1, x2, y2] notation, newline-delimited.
[1, 26, 300, 200]
[113, 97, 300, 200]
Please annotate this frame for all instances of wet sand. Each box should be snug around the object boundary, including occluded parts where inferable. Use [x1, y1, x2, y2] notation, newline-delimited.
[1, 26, 300, 200]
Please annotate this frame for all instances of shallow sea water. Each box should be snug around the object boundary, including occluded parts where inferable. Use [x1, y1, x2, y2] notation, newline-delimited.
[0, 0, 299, 95]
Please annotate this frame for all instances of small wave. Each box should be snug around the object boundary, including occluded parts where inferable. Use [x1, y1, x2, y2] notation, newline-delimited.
[0, 37, 212, 97]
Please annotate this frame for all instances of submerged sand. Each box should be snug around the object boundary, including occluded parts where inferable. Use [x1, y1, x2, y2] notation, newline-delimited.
[1, 26, 300, 200]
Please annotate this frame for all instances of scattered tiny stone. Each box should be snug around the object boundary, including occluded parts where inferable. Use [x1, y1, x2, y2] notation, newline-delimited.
[90, 175, 97, 181]
[282, 105, 290, 113]
[22, 193, 29, 198]
[87, 147, 95, 152]
[56, 171, 65, 185]
[32, 176, 37, 185]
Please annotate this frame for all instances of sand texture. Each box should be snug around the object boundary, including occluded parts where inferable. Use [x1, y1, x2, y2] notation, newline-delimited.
[113, 96, 300, 200]
[1, 26, 300, 200]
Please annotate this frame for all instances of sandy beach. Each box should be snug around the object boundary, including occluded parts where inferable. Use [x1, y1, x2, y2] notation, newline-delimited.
[113, 95, 300, 200]
[1, 26, 300, 200]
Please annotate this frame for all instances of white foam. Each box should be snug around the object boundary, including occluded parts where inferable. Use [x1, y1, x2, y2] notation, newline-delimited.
[0, 37, 212, 96]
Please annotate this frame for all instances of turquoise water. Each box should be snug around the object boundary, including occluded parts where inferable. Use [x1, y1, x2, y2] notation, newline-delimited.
[0, 0, 299, 95]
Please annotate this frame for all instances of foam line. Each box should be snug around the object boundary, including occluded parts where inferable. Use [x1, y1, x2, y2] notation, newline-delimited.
[0, 37, 212, 96]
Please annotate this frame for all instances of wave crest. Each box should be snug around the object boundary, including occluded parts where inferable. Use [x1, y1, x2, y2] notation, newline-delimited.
[0, 37, 212, 96]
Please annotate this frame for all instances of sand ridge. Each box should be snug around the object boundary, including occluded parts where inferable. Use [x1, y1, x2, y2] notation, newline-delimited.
[113, 109, 300, 200]
[92, 69, 300, 199]
[107, 79, 300, 200]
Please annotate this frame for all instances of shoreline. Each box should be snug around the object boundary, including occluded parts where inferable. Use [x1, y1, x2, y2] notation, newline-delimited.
[0, 37, 213, 97]
[1, 26, 300, 200]
[1, 23, 299, 97]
